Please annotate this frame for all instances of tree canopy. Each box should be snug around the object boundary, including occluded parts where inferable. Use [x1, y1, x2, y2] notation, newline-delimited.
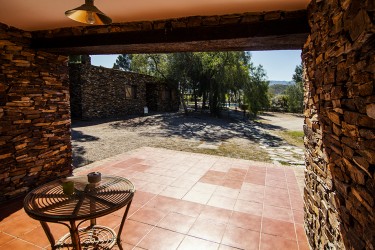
[114, 52, 269, 117]
[285, 64, 304, 113]
[113, 54, 132, 71]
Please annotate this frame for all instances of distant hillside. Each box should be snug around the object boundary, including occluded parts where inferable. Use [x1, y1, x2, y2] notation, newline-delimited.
[269, 84, 288, 95]
[269, 80, 293, 86]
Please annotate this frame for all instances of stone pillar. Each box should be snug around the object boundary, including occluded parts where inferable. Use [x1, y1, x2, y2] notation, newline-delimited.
[0, 23, 72, 201]
[303, 1, 374, 249]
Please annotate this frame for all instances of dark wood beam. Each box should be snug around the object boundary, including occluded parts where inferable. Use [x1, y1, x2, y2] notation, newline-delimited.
[31, 10, 309, 54]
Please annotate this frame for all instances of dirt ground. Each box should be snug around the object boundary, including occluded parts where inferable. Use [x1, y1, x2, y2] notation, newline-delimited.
[71, 112, 302, 167]
[71, 111, 306, 192]
[257, 112, 304, 131]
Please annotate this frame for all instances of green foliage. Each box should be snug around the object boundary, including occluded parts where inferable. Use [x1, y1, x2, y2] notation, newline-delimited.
[293, 64, 303, 83]
[69, 55, 82, 63]
[113, 54, 133, 71]
[285, 64, 304, 113]
[114, 51, 269, 117]
[268, 84, 288, 96]
[243, 65, 269, 116]
[270, 95, 288, 112]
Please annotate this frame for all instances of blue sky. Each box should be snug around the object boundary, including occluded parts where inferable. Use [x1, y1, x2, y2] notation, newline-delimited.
[91, 50, 301, 81]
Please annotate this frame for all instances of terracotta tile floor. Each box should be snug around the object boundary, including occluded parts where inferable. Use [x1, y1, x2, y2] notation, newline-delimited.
[0, 147, 309, 250]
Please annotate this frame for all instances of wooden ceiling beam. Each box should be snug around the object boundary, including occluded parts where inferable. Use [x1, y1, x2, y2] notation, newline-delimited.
[31, 10, 309, 54]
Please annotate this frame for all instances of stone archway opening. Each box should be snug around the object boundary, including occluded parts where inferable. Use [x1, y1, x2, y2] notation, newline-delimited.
[0, 1, 374, 249]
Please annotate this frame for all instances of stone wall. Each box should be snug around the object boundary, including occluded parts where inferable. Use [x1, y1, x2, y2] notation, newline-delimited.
[0, 23, 72, 201]
[69, 63, 83, 119]
[303, 1, 374, 249]
[69, 63, 179, 119]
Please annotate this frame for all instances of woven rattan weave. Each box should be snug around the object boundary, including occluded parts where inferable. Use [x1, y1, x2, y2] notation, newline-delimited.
[56, 225, 116, 249]
[24, 175, 135, 250]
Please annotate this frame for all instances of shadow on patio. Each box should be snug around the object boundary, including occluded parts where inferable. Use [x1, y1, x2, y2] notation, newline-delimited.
[0, 147, 308, 250]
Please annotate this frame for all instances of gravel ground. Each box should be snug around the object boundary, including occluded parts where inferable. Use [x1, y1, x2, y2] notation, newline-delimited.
[72, 112, 269, 166]
[72, 111, 305, 166]
[257, 112, 304, 131]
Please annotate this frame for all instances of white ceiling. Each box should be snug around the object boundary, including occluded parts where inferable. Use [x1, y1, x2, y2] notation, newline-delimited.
[0, 0, 310, 31]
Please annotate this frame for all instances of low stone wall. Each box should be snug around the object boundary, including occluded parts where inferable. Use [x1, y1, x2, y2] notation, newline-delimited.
[303, 1, 374, 249]
[0, 23, 72, 201]
[69, 63, 178, 119]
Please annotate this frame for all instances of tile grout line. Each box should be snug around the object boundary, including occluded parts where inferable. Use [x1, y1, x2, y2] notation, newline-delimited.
[2, 235, 45, 249]
[182, 163, 221, 248]
[77, 149, 300, 249]
[178, 162, 244, 248]
[0, 231, 17, 246]
[287, 169, 301, 250]
[215, 163, 238, 248]
[133, 160, 210, 249]
[258, 166, 268, 250]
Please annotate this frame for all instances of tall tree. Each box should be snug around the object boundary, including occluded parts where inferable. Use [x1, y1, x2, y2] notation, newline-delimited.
[116, 51, 269, 117]
[113, 54, 133, 71]
[243, 65, 269, 116]
[293, 64, 303, 83]
[286, 64, 304, 113]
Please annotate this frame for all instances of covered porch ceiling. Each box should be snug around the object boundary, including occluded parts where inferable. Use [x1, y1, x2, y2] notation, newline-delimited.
[0, 0, 310, 54]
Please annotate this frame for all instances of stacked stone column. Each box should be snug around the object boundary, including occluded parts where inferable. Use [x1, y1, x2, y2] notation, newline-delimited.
[0, 24, 72, 201]
[303, 1, 374, 249]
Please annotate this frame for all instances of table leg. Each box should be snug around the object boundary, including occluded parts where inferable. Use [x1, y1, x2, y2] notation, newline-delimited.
[89, 184, 96, 227]
[69, 221, 82, 250]
[40, 221, 56, 250]
[116, 199, 133, 250]
[90, 218, 96, 226]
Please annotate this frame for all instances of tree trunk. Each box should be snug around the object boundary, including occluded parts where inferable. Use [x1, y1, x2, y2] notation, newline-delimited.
[193, 87, 198, 112]
[179, 84, 188, 115]
[209, 79, 214, 115]
[202, 91, 207, 111]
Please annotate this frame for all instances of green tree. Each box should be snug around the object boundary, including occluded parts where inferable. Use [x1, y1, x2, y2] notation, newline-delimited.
[243, 65, 269, 116]
[293, 64, 303, 83]
[130, 53, 191, 114]
[69, 55, 82, 63]
[200, 52, 228, 115]
[270, 95, 289, 112]
[198, 51, 256, 116]
[117, 52, 269, 117]
[113, 54, 133, 71]
[286, 64, 304, 113]
[166, 53, 194, 114]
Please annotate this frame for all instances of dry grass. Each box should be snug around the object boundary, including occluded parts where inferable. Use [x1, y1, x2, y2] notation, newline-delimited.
[273, 130, 304, 148]
[143, 138, 271, 163]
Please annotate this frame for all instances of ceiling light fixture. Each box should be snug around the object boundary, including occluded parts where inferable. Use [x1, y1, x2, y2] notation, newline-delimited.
[65, 0, 112, 25]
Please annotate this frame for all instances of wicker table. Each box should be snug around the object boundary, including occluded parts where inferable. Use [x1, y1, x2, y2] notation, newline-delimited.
[24, 175, 135, 250]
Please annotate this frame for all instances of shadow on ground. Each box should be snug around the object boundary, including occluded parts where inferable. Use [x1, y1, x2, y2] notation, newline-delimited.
[71, 130, 100, 142]
[0, 196, 24, 222]
[71, 130, 97, 167]
[108, 112, 285, 147]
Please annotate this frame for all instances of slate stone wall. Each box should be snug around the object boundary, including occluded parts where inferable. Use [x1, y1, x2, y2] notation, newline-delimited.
[303, 1, 374, 249]
[0, 23, 72, 201]
[69, 63, 179, 119]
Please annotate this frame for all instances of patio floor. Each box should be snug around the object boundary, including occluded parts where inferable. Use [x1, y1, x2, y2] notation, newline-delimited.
[0, 147, 309, 250]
